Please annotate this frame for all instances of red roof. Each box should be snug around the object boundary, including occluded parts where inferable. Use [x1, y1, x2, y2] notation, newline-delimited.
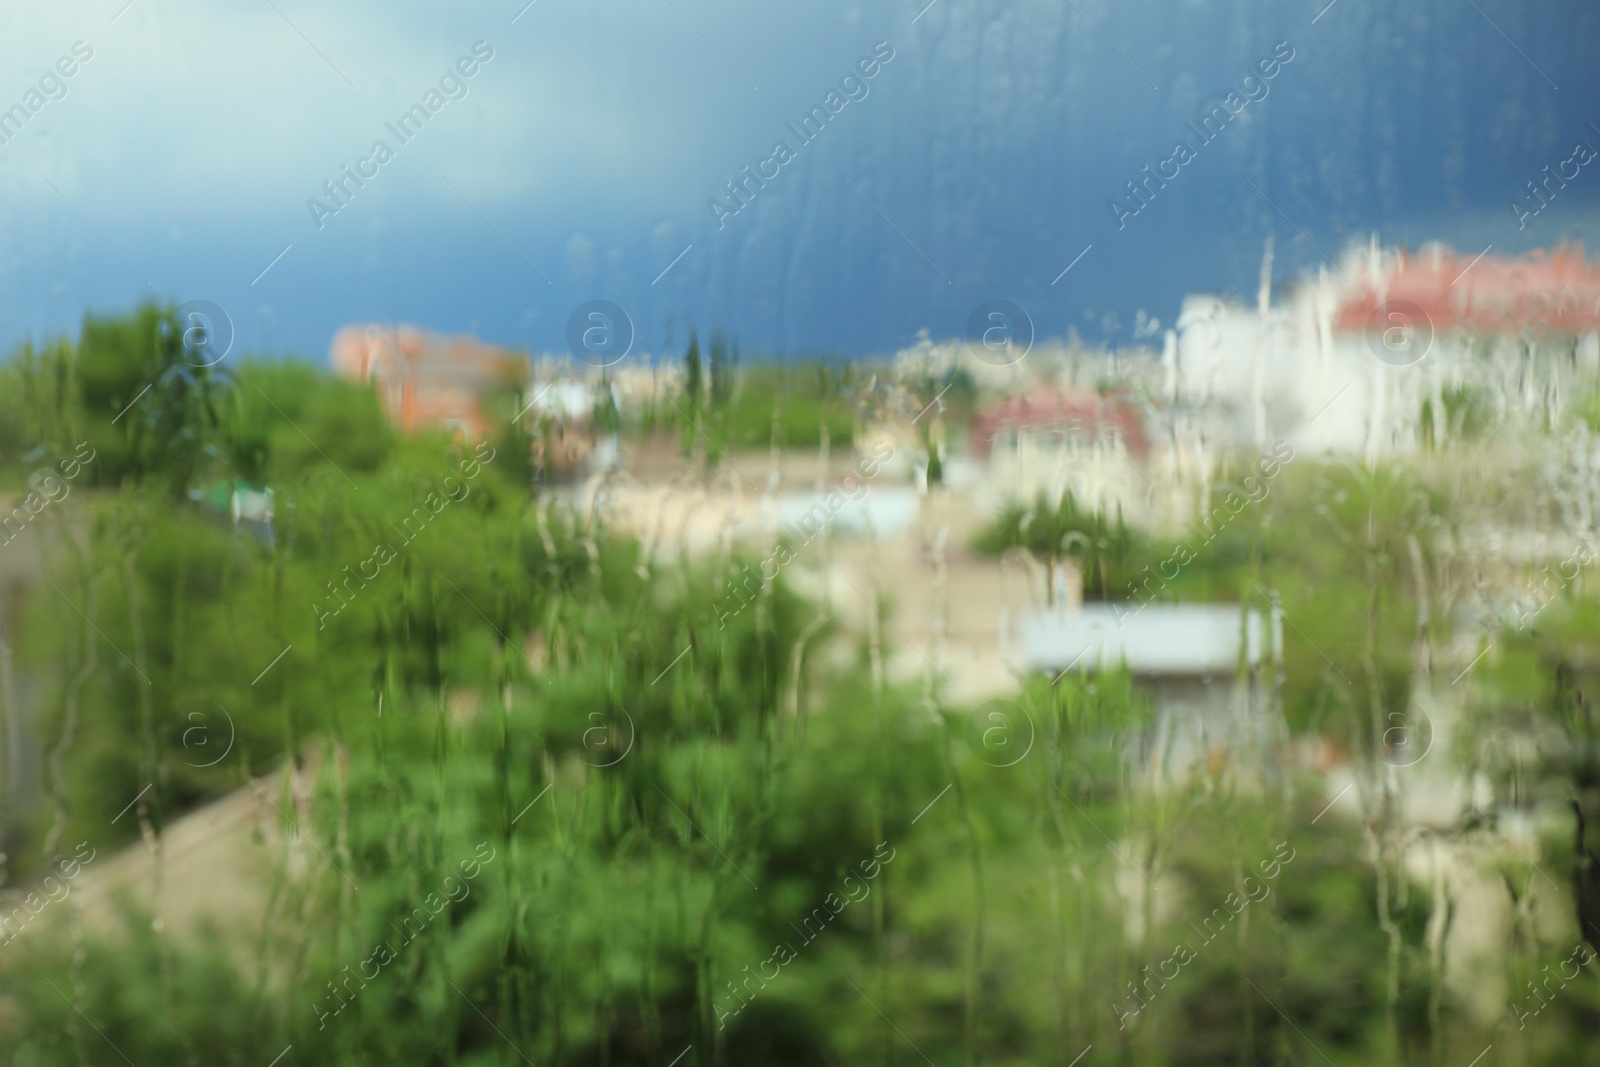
[971, 388, 1149, 458]
[1334, 244, 1600, 337]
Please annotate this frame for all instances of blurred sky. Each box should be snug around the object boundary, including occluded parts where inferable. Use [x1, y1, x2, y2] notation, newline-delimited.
[0, 0, 1597, 362]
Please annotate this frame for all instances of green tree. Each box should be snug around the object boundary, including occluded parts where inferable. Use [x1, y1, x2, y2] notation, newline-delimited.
[684, 331, 703, 408]
[709, 330, 730, 408]
[972, 490, 1143, 600]
[78, 301, 229, 499]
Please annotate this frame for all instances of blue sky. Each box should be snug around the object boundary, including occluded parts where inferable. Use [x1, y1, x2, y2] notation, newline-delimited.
[1, 0, 1596, 363]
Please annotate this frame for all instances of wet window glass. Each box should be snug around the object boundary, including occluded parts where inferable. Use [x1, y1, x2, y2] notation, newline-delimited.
[2, 3, 1598, 1064]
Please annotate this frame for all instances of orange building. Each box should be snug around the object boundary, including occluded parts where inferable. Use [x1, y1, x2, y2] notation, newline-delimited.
[330, 324, 526, 438]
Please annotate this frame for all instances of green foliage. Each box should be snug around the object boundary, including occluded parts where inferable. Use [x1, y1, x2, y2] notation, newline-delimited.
[1260, 462, 1441, 745]
[73, 302, 231, 498]
[693, 363, 857, 450]
[1123, 801, 1394, 1066]
[1475, 596, 1600, 949]
[5, 902, 274, 1065]
[656, 356, 857, 454]
[683, 332, 703, 408]
[708, 330, 731, 408]
[1422, 384, 1491, 443]
[4, 304, 1592, 1066]
[224, 361, 394, 485]
[1574, 388, 1600, 435]
[0, 339, 82, 486]
[971, 490, 1147, 599]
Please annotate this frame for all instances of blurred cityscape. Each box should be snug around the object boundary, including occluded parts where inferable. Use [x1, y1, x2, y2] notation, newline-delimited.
[5, 233, 1600, 1062]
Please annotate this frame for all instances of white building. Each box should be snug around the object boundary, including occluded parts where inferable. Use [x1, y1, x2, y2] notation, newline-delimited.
[1170, 240, 1600, 463]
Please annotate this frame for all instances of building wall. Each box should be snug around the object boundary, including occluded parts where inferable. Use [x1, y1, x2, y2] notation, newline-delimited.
[1174, 251, 1600, 462]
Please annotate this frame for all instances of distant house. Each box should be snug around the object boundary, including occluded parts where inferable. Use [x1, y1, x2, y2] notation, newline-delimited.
[1174, 242, 1600, 459]
[1019, 603, 1269, 676]
[1020, 602, 1281, 780]
[330, 325, 526, 439]
[970, 387, 1151, 515]
[1333, 243, 1600, 338]
[523, 377, 623, 479]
